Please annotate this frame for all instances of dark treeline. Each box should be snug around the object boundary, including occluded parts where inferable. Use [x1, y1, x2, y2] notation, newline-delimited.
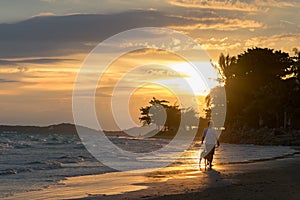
[139, 47, 300, 142]
[216, 47, 300, 131]
[139, 97, 199, 134]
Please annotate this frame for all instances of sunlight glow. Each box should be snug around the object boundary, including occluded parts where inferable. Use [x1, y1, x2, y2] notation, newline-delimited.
[169, 62, 219, 96]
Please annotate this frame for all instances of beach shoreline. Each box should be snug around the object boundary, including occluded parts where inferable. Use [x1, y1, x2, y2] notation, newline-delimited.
[5, 152, 299, 200]
[75, 154, 300, 200]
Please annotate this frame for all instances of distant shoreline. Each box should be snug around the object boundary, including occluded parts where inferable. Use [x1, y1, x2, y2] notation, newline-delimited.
[1, 123, 299, 146]
[220, 127, 300, 146]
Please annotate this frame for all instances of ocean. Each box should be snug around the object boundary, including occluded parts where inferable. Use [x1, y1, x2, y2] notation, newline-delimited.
[0, 132, 298, 198]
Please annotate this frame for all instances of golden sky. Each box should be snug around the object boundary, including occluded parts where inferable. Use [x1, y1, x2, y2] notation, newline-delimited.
[0, 0, 299, 129]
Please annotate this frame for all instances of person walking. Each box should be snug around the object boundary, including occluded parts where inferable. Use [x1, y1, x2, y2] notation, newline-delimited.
[201, 121, 220, 169]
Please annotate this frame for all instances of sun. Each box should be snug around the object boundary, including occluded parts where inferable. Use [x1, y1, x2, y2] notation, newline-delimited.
[168, 61, 220, 96]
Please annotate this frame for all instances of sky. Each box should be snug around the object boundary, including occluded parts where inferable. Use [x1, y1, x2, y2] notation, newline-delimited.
[0, 0, 300, 130]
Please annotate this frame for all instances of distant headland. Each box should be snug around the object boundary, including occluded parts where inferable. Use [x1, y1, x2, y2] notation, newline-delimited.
[1, 123, 300, 146]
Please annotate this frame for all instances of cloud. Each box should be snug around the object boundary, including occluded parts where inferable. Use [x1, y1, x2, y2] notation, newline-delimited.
[0, 10, 202, 58]
[280, 20, 296, 26]
[201, 42, 242, 51]
[168, 0, 300, 12]
[0, 60, 17, 66]
[0, 8, 295, 61]
[0, 58, 76, 68]
[31, 12, 56, 18]
[168, 0, 266, 12]
[17, 58, 76, 64]
[17, 66, 29, 73]
[0, 78, 19, 83]
[167, 17, 264, 31]
[245, 33, 300, 47]
[196, 37, 242, 51]
[40, 0, 81, 3]
[253, 0, 299, 8]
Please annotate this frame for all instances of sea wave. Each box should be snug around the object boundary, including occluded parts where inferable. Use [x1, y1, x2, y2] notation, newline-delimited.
[0, 132, 299, 198]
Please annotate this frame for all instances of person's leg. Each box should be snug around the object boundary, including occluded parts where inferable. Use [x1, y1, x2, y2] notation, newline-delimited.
[208, 147, 215, 169]
[204, 144, 214, 169]
[211, 147, 215, 162]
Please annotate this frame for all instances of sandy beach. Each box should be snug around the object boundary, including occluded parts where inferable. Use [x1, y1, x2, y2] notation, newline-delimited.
[76, 153, 300, 200]
[4, 151, 300, 200]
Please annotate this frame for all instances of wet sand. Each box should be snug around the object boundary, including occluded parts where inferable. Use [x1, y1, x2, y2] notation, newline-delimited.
[4, 154, 300, 200]
[147, 157, 300, 200]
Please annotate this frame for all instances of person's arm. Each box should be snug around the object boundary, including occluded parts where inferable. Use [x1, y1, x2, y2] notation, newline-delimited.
[216, 139, 220, 147]
[201, 129, 207, 144]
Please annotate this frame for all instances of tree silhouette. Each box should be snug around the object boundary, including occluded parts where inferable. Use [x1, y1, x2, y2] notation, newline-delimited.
[139, 97, 169, 128]
[139, 97, 199, 132]
[181, 107, 199, 130]
[216, 47, 299, 129]
[218, 53, 236, 84]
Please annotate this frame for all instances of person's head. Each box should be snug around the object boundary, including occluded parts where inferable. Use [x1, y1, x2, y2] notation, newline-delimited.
[208, 121, 213, 128]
